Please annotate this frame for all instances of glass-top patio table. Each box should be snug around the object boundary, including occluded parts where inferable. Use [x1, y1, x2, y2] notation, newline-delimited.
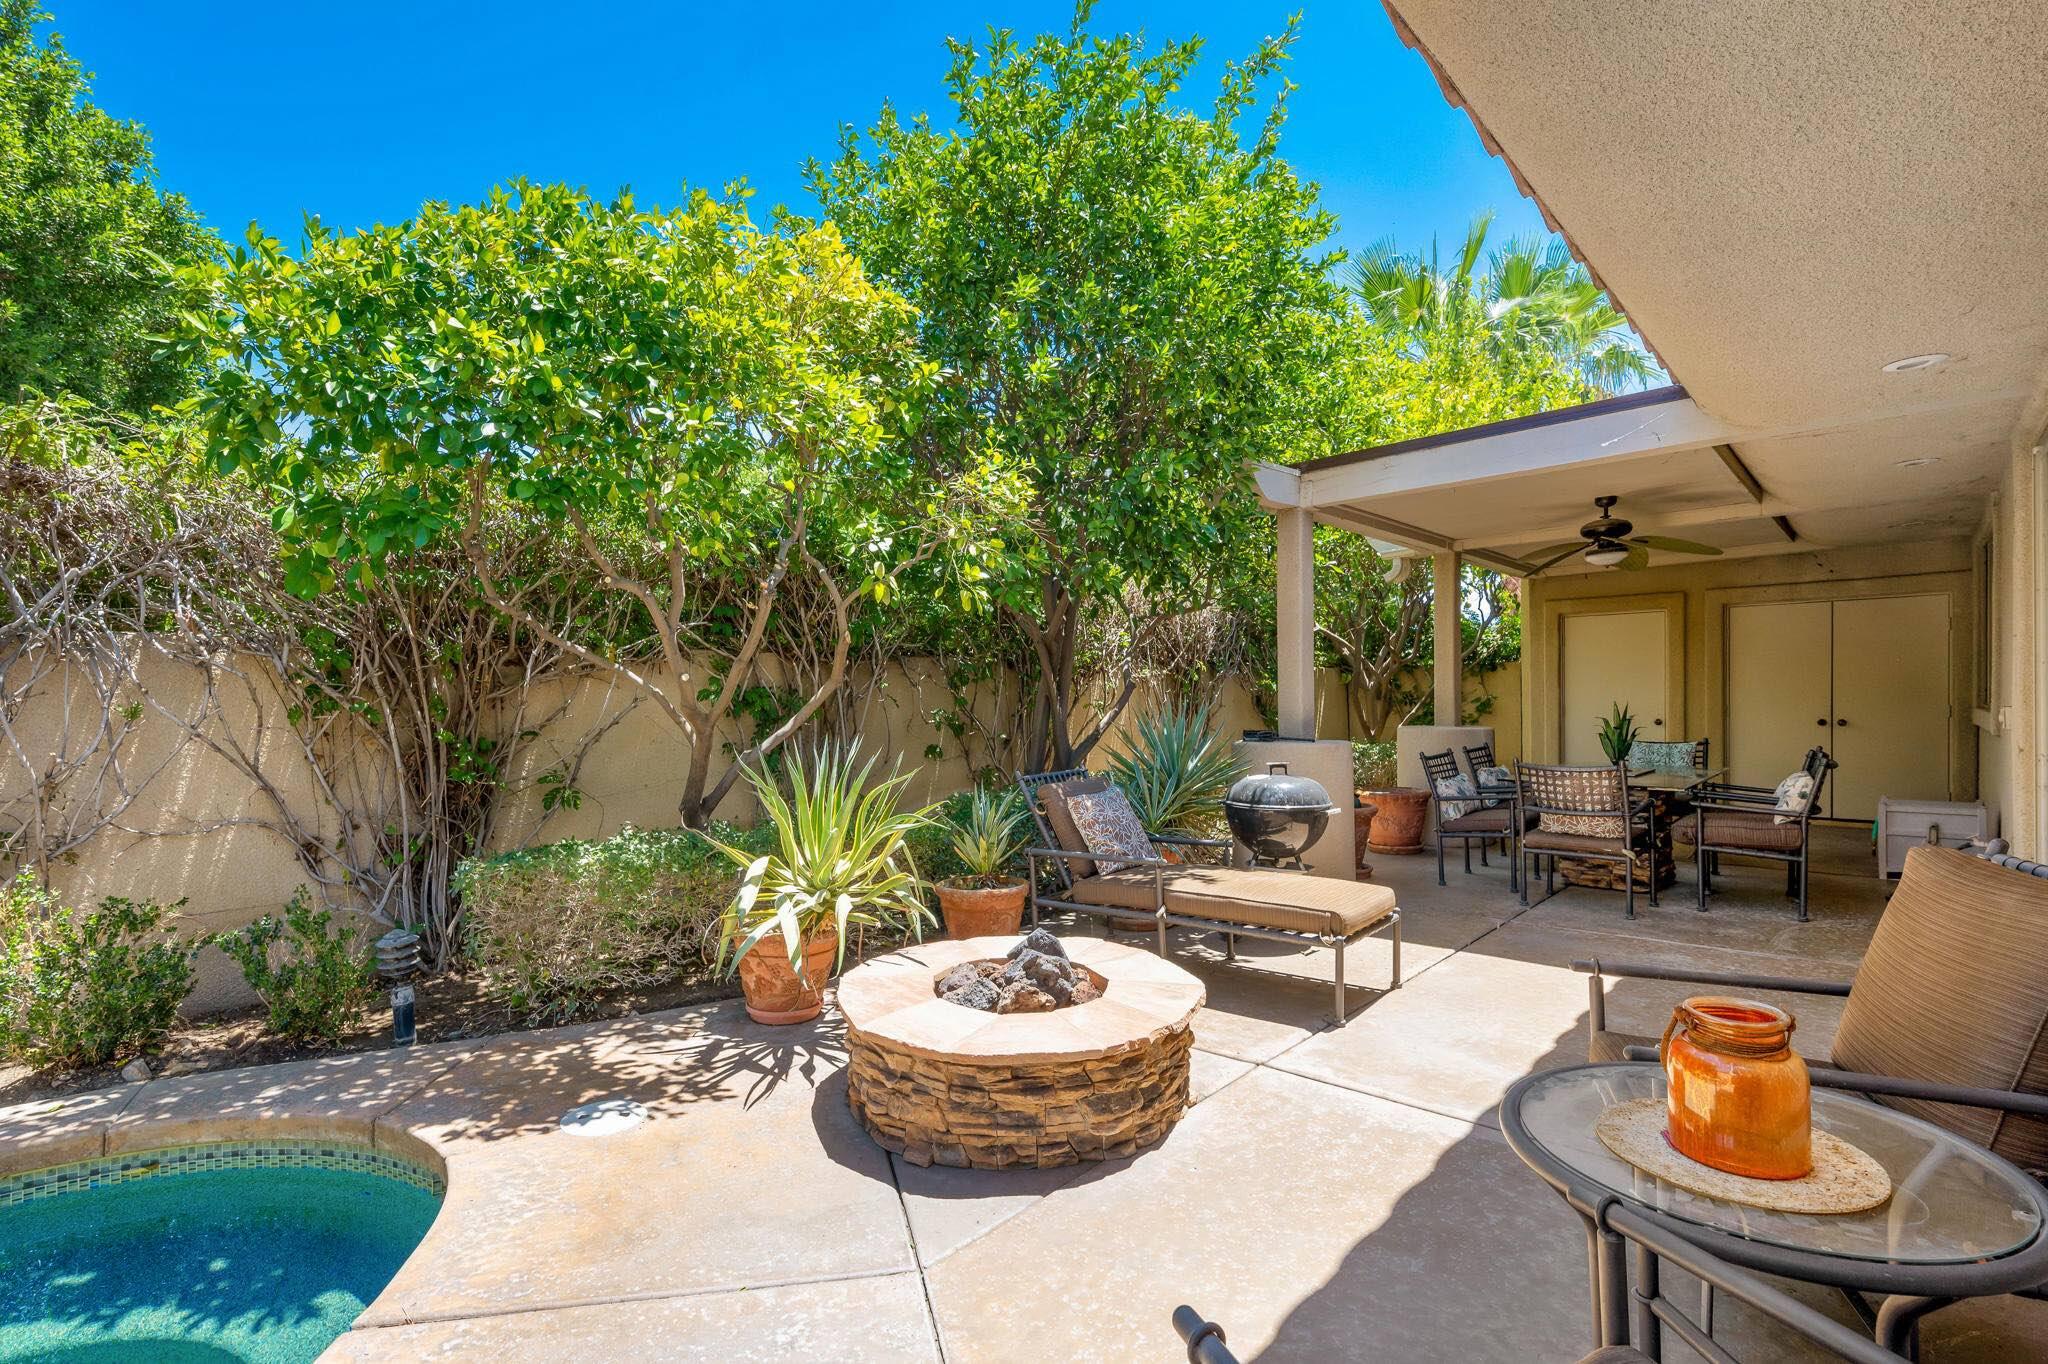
[1501, 1063, 2048, 1355]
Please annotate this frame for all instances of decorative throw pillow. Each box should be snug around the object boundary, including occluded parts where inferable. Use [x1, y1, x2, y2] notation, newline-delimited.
[1065, 787, 1156, 874]
[1631, 740, 1696, 775]
[1772, 770, 1815, 825]
[1433, 773, 1479, 820]
[1477, 764, 1514, 808]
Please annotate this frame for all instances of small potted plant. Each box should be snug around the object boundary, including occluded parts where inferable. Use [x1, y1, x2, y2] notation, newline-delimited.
[1598, 703, 1641, 765]
[713, 744, 935, 1025]
[934, 787, 1030, 939]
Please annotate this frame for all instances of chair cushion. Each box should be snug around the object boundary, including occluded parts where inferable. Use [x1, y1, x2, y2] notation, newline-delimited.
[1038, 776, 1111, 878]
[1440, 807, 1535, 835]
[1673, 810, 1804, 851]
[1831, 845, 2048, 1168]
[1065, 786, 1154, 874]
[1533, 767, 1627, 839]
[1067, 866, 1398, 938]
[1631, 739, 1698, 775]
[1523, 827, 1641, 855]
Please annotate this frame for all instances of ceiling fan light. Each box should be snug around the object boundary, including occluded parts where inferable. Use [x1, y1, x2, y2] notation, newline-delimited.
[1583, 545, 1630, 568]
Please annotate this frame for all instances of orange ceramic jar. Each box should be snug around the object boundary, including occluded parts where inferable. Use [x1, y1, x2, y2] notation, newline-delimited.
[1661, 996, 1812, 1180]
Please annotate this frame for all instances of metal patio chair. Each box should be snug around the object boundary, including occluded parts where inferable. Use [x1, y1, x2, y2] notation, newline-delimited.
[1676, 746, 1835, 920]
[1518, 762, 1655, 917]
[1424, 747, 1531, 888]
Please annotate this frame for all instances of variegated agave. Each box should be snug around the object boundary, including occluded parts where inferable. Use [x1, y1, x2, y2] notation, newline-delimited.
[712, 744, 936, 975]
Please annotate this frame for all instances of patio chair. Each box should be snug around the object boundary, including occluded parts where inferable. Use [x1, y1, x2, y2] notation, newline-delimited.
[1574, 844, 2048, 1347]
[1016, 768, 1401, 1022]
[1461, 739, 1526, 860]
[1425, 747, 1533, 888]
[1173, 1197, 1907, 1362]
[1675, 747, 1836, 920]
[1518, 762, 1656, 917]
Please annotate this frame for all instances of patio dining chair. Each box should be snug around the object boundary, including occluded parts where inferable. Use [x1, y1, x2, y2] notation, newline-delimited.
[1518, 762, 1655, 917]
[1676, 747, 1836, 920]
[1574, 843, 2048, 1348]
[1462, 739, 1523, 856]
[1172, 1197, 1907, 1362]
[1425, 748, 1532, 888]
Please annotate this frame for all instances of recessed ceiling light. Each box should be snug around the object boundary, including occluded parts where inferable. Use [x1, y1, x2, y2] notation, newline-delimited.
[1881, 353, 1949, 373]
[1894, 456, 1941, 469]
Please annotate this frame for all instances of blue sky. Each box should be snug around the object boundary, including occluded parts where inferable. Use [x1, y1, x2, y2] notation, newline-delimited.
[45, 1, 1551, 262]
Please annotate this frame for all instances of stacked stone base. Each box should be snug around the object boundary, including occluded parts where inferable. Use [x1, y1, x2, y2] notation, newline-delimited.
[846, 1024, 1194, 1170]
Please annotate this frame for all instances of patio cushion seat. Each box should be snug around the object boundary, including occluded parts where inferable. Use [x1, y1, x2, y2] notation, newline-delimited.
[1066, 865, 1397, 938]
[1673, 810, 1804, 851]
[1440, 807, 1537, 835]
[1522, 826, 1645, 856]
[1829, 845, 2048, 1168]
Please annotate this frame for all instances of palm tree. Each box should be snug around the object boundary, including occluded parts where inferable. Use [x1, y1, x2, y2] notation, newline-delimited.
[1347, 211, 1658, 393]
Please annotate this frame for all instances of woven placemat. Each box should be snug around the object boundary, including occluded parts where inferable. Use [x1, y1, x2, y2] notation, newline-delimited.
[1596, 1098, 1891, 1214]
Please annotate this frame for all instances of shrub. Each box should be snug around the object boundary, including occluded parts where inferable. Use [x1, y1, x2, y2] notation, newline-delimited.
[0, 872, 197, 1069]
[904, 790, 975, 888]
[1104, 699, 1244, 835]
[1352, 741, 1398, 791]
[453, 824, 776, 1023]
[213, 889, 377, 1043]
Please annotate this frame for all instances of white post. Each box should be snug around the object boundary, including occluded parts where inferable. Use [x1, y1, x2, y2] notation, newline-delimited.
[1433, 551, 1461, 726]
[1276, 507, 1315, 739]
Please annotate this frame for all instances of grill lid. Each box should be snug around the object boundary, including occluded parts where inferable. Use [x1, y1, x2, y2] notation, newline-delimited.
[1224, 763, 1332, 811]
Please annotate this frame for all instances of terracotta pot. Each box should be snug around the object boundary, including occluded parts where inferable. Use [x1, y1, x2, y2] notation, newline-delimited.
[1353, 801, 1378, 874]
[736, 929, 840, 1025]
[1362, 788, 1428, 854]
[1662, 996, 1811, 1180]
[937, 878, 1028, 939]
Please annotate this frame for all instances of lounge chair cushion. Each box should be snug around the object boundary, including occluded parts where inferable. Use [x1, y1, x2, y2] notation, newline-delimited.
[1066, 865, 1397, 938]
[1441, 807, 1536, 835]
[1673, 810, 1804, 852]
[1038, 776, 1113, 878]
[1830, 845, 2048, 1169]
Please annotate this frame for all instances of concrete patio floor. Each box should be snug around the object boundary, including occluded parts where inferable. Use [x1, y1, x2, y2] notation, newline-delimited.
[5, 827, 2044, 1361]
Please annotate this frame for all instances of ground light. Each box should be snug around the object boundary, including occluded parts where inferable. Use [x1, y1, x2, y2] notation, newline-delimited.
[375, 928, 422, 1046]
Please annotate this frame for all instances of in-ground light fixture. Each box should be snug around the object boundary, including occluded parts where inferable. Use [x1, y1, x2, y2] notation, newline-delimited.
[375, 928, 422, 1047]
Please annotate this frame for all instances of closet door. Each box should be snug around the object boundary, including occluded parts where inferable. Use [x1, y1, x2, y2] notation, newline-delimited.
[1560, 610, 1668, 764]
[1830, 595, 1950, 819]
[1726, 602, 1832, 792]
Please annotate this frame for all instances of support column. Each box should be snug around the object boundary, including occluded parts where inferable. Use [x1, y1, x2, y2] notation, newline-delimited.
[1433, 550, 1461, 725]
[1276, 508, 1315, 739]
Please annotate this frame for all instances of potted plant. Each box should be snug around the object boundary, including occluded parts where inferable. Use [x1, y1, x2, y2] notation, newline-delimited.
[1354, 739, 1427, 855]
[1103, 699, 1246, 847]
[1598, 703, 1641, 765]
[934, 787, 1030, 939]
[713, 745, 935, 1025]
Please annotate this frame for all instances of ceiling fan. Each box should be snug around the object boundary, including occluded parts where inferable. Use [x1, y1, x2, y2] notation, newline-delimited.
[1523, 496, 1725, 574]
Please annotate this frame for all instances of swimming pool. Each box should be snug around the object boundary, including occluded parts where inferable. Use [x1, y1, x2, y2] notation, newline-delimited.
[0, 1139, 442, 1363]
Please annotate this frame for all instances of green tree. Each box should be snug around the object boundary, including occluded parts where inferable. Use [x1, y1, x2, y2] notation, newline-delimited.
[1348, 210, 1656, 394]
[187, 181, 981, 827]
[0, 0, 214, 410]
[812, 7, 1343, 769]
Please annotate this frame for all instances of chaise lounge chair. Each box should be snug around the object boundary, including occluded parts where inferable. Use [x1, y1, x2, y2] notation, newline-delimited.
[1015, 768, 1401, 1021]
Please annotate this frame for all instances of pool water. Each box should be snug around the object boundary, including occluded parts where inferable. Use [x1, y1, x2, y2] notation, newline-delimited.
[0, 1159, 441, 1363]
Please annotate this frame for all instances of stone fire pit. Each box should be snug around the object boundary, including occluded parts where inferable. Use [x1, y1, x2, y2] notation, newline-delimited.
[838, 934, 1205, 1170]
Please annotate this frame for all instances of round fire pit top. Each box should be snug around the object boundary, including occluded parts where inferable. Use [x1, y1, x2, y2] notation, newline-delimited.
[837, 935, 1204, 1065]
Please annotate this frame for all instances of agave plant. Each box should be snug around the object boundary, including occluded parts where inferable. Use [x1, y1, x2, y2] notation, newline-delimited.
[712, 744, 936, 975]
[1597, 703, 1641, 765]
[1103, 699, 1247, 836]
[947, 786, 1029, 888]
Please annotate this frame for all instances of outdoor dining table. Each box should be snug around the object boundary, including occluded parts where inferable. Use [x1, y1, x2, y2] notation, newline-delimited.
[1500, 1062, 2048, 1358]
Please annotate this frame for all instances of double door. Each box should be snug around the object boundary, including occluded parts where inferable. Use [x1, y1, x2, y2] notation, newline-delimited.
[1725, 595, 1949, 820]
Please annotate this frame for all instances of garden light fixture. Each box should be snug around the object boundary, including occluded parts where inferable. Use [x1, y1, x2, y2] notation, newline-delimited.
[375, 928, 422, 1046]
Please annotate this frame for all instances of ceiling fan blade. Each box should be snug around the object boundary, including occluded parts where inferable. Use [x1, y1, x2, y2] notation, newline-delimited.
[1628, 535, 1724, 556]
[1615, 544, 1652, 571]
[1524, 541, 1590, 561]
[1524, 545, 1585, 575]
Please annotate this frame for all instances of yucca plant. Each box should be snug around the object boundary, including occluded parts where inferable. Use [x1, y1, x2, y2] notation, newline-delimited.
[712, 744, 936, 977]
[1597, 703, 1640, 765]
[946, 786, 1029, 889]
[1103, 699, 1247, 836]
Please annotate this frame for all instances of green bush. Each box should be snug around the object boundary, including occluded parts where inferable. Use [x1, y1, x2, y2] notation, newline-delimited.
[903, 790, 975, 888]
[0, 873, 197, 1069]
[213, 889, 377, 1043]
[1352, 741, 1398, 791]
[453, 823, 776, 1023]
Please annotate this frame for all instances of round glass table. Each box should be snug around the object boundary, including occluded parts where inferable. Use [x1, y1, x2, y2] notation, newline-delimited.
[1501, 1064, 2048, 1353]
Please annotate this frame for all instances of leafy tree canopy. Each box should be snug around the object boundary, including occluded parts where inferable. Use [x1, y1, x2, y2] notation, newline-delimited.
[0, 0, 215, 412]
[811, 3, 1344, 766]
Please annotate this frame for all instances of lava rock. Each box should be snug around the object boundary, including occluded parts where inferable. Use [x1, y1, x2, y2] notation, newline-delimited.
[1069, 975, 1103, 1005]
[995, 981, 1058, 1013]
[942, 978, 1001, 1012]
[937, 963, 986, 996]
[1009, 928, 1067, 961]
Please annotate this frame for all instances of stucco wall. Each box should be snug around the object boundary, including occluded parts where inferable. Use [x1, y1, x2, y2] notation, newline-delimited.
[1521, 537, 1977, 816]
[1974, 438, 2046, 858]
